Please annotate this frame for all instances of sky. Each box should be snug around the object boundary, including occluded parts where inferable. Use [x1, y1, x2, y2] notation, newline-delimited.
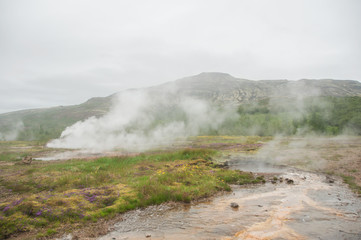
[0, 0, 360, 114]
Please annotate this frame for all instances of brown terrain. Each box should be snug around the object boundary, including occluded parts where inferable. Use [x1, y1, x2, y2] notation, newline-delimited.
[255, 136, 361, 187]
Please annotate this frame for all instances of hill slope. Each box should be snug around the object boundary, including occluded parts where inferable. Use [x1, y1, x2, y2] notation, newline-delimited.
[157, 72, 361, 104]
[1, 72, 361, 140]
[0, 96, 113, 141]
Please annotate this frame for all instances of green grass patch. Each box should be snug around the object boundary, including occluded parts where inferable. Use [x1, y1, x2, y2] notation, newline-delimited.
[0, 152, 22, 162]
[341, 174, 361, 195]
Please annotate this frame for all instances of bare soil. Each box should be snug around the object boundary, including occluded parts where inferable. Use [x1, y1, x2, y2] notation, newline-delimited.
[255, 136, 361, 187]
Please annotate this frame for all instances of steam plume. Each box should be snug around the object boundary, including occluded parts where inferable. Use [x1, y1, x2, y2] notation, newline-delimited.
[47, 89, 231, 151]
[0, 121, 24, 141]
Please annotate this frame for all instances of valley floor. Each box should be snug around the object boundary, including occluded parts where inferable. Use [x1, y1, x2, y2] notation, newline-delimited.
[0, 136, 360, 239]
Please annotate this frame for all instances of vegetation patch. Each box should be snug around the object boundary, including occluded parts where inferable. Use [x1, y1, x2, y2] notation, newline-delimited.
[0, 141, 59, 163]
[188, 136, 271, 153]
[0, 148, 261, 239]
[341, 174, 361, 195]
[233, 96, 361, 136]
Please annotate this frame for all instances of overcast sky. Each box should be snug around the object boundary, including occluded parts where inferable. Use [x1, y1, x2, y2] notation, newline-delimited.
[0, 0, 360, 113]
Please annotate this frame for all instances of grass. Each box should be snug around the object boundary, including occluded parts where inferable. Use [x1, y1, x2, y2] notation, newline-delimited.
[0, 148, 262, 239]
[0, 141, 56, 162]
[187, 136, 271, 154]
[341, 174, 361, 195]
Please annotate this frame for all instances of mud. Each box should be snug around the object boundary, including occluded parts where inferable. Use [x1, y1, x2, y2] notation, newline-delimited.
[97, 158, 361, 240]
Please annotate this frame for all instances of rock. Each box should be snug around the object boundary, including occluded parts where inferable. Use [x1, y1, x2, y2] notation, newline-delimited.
[286, 179, 294, 184]
[230, 202, 239, 208]
[326, 176, 335, 183]
[214, 161, 229, 168]
[22, 156, 32, 164]
[57, 233, 73, 240]
[146, 233, 151, 238]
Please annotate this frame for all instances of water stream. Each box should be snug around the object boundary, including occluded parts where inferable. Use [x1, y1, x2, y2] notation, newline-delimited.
[99, 156, 361, 240]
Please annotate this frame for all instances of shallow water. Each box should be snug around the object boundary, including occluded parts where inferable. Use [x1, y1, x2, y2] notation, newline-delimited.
[227, 156, 289, 173]
[99, 157, 361, 240]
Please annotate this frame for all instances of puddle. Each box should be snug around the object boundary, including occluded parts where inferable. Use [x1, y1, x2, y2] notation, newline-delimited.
[98, 157, 361, 240]
[228, 156, 289, 173]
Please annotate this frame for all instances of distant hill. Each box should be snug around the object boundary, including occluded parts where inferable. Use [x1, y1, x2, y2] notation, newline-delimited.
[155, 72, 361, 105]
[1, 72, 361, 140]
[0, 96, 113, 141]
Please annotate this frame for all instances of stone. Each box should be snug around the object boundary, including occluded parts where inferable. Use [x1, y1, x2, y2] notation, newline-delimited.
[286, 179, 294, 184]
[22, 156, 32, 164]
[230, 202, 239, 208]
[326, 176, 335, 183]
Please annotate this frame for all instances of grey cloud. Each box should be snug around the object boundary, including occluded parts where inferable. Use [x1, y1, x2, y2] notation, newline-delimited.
[0, 0, 360, 113]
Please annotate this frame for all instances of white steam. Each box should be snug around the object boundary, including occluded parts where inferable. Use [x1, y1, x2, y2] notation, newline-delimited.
[0, 121, 24, 141]
[47, 89, 231, 151]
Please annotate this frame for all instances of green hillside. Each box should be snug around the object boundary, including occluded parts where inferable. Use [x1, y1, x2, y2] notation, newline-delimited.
[0, 96, 112, 141]
[217, 96, 361, 136]
[1, 73, 361, 141]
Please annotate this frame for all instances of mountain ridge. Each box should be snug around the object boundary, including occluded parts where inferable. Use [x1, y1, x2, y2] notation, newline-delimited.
[2, 72, 361, 115]
[1, 72, 361, 140]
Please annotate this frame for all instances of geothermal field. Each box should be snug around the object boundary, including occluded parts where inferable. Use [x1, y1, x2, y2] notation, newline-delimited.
[1, 75, 361, 239]
[1, 1, 361, 239]
[0, 135, 360, 239]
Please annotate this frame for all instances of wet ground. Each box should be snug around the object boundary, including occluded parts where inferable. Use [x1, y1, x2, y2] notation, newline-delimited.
[98, 157, 361, 240]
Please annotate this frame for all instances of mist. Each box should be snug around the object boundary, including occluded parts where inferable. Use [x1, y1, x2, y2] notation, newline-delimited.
[46, 77, 361, 152]
[47, 89, 234, 151]
[0, 121, 24, 141]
